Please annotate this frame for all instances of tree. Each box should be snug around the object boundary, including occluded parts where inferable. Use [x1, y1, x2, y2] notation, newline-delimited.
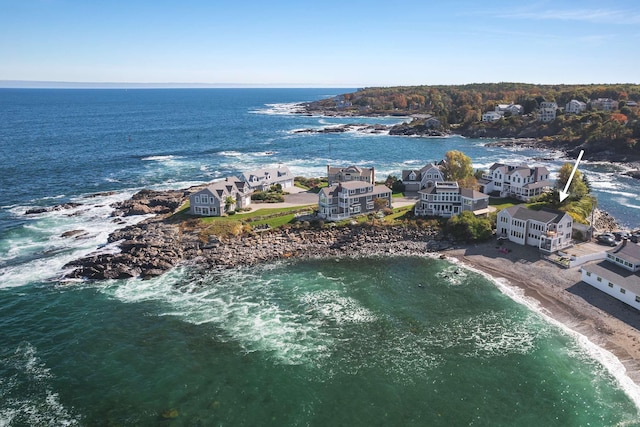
[373, 198, 388, 212]
[446, 211, 493, 242]
[224, 196, 236, 212]
[442, 150, 475, 184]
[556, 163, 588, 201]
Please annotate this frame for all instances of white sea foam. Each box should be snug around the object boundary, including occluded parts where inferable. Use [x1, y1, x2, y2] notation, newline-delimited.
[299, 290, 377, 325]
[450, 258, 640, 412]
[250, 102, 304, 115]
[140, 155, 181, 161]
[96, 268, 334, 366]
[0, 343, 81, 426]
[0, 191, 149, 289]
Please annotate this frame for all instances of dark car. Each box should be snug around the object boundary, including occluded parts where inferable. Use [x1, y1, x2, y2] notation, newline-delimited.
[631, 232, 640, 243]
[613, 231, 630, 241]
[596, 234, 617, 246]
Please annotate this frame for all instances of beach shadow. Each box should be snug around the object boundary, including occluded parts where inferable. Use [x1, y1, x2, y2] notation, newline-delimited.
[567, 281, 640, 331]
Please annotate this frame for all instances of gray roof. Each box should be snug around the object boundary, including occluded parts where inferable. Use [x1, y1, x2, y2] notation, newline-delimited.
[240, 166, 292, 183]
[608, 242, 640, 265]
[460, 188, 489, 200]
[502, 205, 568, 224]
[583, 261, 640, 294]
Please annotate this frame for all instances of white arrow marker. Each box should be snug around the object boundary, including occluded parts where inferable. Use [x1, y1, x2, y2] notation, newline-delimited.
[559, 149, 585, 203]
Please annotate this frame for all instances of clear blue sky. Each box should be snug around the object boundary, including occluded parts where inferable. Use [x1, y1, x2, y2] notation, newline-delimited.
[1, 0, 639, 87]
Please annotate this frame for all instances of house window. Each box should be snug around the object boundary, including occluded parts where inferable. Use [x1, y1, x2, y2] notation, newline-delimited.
[608, 282, 614, 288]
[636, 296, 640, 303]
[586, 271, 591, 277]
[596, 277, 602, 282]
[620, 288, 626, 294]
[195, 196, 200, 204]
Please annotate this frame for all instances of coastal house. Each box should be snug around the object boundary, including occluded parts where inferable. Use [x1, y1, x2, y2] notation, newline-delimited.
[591, 98, 617, 111]
[401, 163, 445, 192]
[581, 241, 640, 311]
[414, 181, 490, 218]
[327, 165, 375, 185]
[496, 206, 573, 253]
[239, 166, 294, 191]
[482, 111, 502, 122]
[318, 181, 391, 221]
[189, 178, 252, 216]
[538, 102, 558, 122]
[496, 104, 524, 116]
[565, 99, 587, 114]
[479, 162, 551, 201]
[423, 117, 442, 128]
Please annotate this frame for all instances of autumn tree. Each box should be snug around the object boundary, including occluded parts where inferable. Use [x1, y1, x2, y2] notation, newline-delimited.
[442, 150, 475, 187]
[556, 163, 589, 201]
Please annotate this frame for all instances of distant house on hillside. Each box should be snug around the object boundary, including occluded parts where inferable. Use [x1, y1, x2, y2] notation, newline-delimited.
[327, 165, 375, 185]
[581, 241, 640, 311]
[190, 178, 252, 216]
[591, 98, 617, 111]
[479, 162, 550, 201]
[497, 205, 573, 253]
[401, 163, 445, 192]
[538, 102, 558, 122]
[239, 166, 293, 191]
[414, 181, 489, 218]
[318, 181, 391, 221]
[424, 117, 441, 128]
[482, 111, 502, 122]
[566, 99, 587, 114]
[496, 104, 523, 116]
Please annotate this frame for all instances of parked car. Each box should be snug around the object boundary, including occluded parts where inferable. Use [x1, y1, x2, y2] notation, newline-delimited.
[596, 234, 617, 246]
[630, 232, 640, 243]
[613, 231, 630, 241]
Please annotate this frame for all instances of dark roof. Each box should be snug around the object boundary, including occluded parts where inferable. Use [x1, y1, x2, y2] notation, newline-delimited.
[460, 188, 489, 199]
[503, 205, 568, 224]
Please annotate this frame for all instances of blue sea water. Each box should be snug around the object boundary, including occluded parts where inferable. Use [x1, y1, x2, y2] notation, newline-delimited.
[1, 88, 640, 426]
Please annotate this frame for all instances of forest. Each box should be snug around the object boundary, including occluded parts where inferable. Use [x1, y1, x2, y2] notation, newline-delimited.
[306, 83, 640, 159]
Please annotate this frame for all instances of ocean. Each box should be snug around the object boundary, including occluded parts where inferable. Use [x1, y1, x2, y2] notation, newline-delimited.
[1, 88, 640, 426]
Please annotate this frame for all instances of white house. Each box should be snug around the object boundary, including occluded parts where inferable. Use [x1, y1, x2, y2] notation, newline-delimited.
[239, 166, 294, 191]
[482, 111, 502, 122]
[495, 104, 523, 116]
[480, 163, 550, 201]
[401, 163, 445, 192]
[190, 178, 252, 216]
[581, 241, 640, 310]
[496, 206, 573, 253]
[591, 98, 617, 111]
[327, 165, 375, 185]
[565, 99, 587, 114]
[318, 181, 392, 221]
[538, 102, 558, 122]
[414, 181, 490, 218]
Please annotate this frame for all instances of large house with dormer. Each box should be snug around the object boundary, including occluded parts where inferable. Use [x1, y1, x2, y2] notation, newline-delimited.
[479, 163, 550, 201]
[401, 163, 445, 192]
[190, 178, 252, 216]
[479, 162, 550, 201]
[414, 181, 490, 218]
[239, 166, 294, 191]
[591, 98, 617, 111]
[581, 241, 640, 311]
[327, 165, 375, 185]
[497, 205, 573, 253]
[318, 181, 391, 221]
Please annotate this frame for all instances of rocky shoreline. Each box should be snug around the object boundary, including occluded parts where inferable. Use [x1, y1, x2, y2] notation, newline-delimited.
[63, 206, 450, 280]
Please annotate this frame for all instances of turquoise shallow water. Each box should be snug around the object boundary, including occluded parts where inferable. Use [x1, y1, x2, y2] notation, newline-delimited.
[1, 257, 639, 426]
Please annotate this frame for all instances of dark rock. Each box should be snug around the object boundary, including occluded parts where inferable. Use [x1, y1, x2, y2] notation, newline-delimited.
[25, 203, 82, 215]
[60, 229, 86, 238]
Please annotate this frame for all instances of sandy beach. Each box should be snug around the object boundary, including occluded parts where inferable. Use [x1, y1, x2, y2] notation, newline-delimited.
[445, 240, 640, 385]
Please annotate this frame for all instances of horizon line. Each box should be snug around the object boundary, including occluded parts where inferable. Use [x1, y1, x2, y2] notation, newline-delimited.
[1, 80, 638, 89]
